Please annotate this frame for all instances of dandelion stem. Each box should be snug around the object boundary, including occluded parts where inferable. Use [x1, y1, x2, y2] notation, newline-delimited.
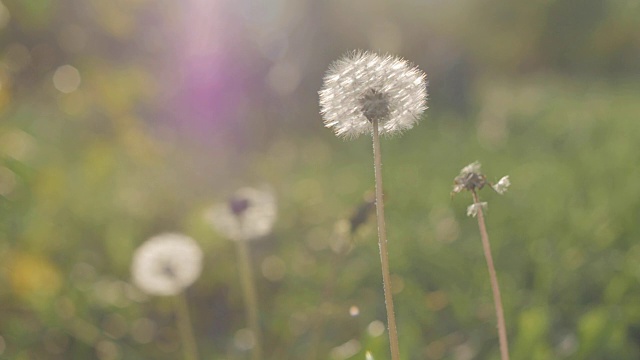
[371, 118, 401, 360]
[471, 190, 509, 360]
[175, 293, 199, 360]
[236, 238, 263, 360]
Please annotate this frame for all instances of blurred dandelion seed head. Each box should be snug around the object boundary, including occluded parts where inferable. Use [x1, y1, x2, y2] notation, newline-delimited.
[319, 51, 428, 139]
[206, 186, 277, 241]
[131, 233, 203, 296]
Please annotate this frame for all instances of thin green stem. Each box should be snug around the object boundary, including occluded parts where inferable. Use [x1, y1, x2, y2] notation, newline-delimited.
[371, 118, 401, 360]
[175, 293, 199, 360]
[471, 190, 509, 360]
[236, 238, 263, 360]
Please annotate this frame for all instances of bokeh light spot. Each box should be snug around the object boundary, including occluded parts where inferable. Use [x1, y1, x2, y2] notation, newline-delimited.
[53, 65, 81, 93]
[330, 339, 360, 360]
[0, 129, 36, 162]
[391, 275, 405, 294]
[349, 305, 359, 317]
[234, 328, 256, 351]
[261, 255, 286, 281]
[9, 253, 62, 302]
[131, 318, 156, 344]
[95, 340, 119, 360]
[425, 290, 449, 312]
[367, 320, 385, 337]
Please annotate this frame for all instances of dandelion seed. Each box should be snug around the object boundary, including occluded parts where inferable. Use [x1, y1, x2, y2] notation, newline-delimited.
[492, 176, 510, 195]
[319, 51, 428, 139]
[206, 187, 277, 241]
[466, 202, 488, 217]
[131, 233, 203, 296]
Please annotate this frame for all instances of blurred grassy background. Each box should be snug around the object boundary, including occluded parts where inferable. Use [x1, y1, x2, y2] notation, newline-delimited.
[1, 0, 640, 359]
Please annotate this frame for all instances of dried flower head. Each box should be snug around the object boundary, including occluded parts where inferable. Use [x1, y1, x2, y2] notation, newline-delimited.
[452, 161, 487, 194]
[452, 161, 510, 196]
[131, 233, 203, 296]
[206, 187, 277, 241]
[319, 51, 428, 139]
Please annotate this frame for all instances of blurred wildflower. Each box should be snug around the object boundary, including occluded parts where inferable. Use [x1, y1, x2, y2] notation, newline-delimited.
[131, 233, 203, 296]
[9, 252, 62, 303]
[206, 186, 277, 241]
[319, 51, 428, 139]
[466, 202, 488, 217]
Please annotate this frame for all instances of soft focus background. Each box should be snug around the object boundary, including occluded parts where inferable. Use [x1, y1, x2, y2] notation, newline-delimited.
[2, 0, 640, 359]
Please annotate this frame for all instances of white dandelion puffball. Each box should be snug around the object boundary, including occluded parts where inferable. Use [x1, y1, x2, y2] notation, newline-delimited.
[131, 233, 203, 296]
[319, 50, 428, 139]
[206, 187, 277, 241]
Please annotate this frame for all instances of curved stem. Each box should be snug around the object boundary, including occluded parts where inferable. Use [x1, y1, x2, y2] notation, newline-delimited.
[371, 118, 401, 360]
[176, 293, 199, 360]
[472, 190, 509, 360]
[236, 239, 263, 360]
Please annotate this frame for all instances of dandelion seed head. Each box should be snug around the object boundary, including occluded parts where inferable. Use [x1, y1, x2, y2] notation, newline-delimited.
[367, 320, 385, 337]
[206, 186, 277, 241]
[466, 202, 488, 217]
[319, 51, 428, 139]
[131, 233, 203, 296]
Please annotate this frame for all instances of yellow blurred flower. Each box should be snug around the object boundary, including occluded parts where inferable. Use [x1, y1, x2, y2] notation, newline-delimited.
[8, 253, 62, 302]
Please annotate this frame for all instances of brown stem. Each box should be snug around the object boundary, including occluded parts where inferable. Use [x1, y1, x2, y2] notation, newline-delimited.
[371, 118, 401, 360]
[471, 190, 509, 360]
